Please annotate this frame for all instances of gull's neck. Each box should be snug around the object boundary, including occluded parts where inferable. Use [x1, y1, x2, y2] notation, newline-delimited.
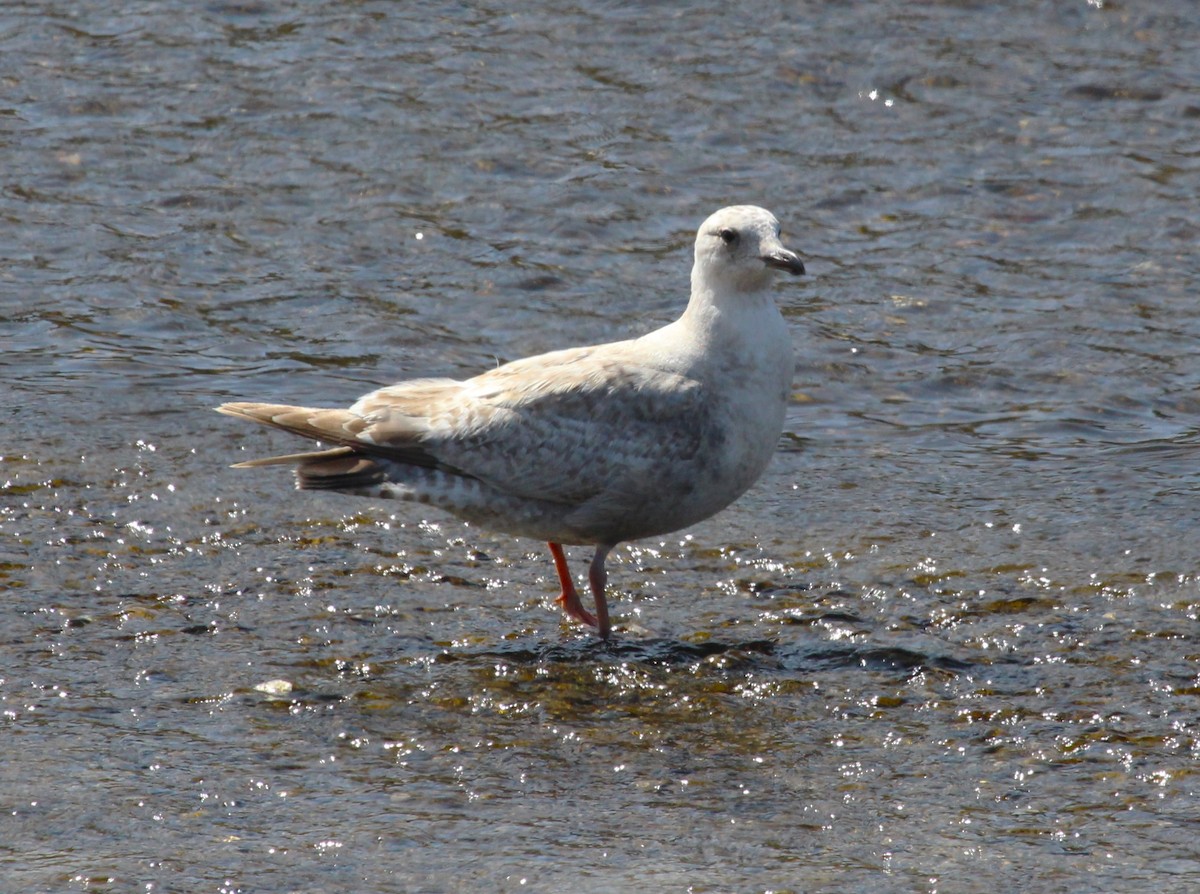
[682, 267, 777, 332]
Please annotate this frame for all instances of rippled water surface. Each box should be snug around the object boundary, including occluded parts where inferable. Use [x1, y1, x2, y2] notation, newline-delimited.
[3, 1, 1199, 891]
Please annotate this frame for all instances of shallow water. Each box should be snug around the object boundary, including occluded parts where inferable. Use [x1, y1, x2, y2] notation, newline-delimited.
[3, 1, 1198, 891]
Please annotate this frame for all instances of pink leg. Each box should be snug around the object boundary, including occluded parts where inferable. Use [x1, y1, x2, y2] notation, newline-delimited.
[588, 544, 615, 640]
[548, 542, 598, 629]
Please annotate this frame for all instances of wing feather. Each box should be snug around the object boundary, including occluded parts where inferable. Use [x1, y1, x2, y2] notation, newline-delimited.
[219, 346, 712, 508]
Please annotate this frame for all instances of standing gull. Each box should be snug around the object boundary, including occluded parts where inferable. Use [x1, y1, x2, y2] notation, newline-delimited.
[217, 205, 804, 638]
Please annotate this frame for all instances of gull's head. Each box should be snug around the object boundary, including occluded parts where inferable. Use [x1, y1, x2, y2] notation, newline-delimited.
[692, 205, 805, 295]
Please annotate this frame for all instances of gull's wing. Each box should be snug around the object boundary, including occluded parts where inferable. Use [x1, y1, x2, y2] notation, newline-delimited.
[355, 345, 711, 505]
[220, 344, 711, 507]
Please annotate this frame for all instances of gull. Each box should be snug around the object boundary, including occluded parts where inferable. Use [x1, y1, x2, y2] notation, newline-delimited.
[217, 205, 804, 639]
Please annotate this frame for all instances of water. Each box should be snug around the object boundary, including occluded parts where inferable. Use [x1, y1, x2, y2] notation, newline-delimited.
[3, 1, 1198, 891]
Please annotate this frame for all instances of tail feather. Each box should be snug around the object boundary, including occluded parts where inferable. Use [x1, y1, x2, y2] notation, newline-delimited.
[295, 454, 390, 491]
[216, 400, 470, 486]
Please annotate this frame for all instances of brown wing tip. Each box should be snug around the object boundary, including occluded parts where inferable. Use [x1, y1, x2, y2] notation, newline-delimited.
[215, 402, 283, 421]
[228, 446, 356, 470]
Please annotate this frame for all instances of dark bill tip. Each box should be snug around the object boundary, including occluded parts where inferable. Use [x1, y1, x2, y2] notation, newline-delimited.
[762, 250, 805, 276]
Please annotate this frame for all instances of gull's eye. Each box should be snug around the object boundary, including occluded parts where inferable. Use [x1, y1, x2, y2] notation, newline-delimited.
[718, 227, 738, 245]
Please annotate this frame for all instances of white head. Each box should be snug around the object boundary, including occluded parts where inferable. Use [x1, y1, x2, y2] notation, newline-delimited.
[692, 205, 805, 296]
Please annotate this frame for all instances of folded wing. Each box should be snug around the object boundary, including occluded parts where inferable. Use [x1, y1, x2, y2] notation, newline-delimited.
[219, 346, 712, 509]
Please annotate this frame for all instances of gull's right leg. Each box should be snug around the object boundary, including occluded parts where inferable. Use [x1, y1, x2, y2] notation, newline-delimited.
[549, 542, 599, 630]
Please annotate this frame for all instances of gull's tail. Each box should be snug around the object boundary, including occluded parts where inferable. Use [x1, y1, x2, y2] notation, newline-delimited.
[216, 402, 389, 489]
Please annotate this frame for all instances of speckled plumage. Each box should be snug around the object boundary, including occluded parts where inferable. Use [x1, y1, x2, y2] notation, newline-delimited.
[218, 205, 804, 638]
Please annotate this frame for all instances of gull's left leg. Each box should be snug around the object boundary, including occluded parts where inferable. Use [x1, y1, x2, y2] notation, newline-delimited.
[588, 544, 616, 639]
